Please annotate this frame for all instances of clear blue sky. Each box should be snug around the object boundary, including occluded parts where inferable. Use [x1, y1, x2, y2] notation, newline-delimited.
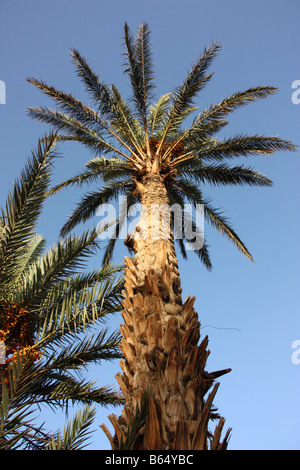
[0, 0, 299, 450]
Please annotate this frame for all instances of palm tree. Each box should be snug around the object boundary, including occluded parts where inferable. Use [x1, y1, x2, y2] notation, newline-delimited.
[27, 23, 296, 450]
[0, 134, 125, 449]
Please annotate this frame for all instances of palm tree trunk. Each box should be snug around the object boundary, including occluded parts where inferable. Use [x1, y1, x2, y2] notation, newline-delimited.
[101, 174, 231, 450]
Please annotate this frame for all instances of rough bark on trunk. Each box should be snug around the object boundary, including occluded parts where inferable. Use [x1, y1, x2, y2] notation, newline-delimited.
[101, 174, 231, 450]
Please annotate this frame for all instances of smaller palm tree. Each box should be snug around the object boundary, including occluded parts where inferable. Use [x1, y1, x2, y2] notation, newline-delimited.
[0, 134, 124, 449]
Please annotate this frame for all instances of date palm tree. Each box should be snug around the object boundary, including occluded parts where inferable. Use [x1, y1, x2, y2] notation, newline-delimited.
[0, 134, 124, 449]
[27, 23, 295, 450]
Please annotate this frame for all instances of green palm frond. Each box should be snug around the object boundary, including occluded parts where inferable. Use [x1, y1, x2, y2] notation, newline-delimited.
[179, 162, 273, 187]
[167, 183, 212, 269]
[87, 156, 133, 182]
[47, 329, 122, 370]
[47, 169, 100, 196]
[0, 353, 50, 450]
[110, 84, 146, 152]
[0, 133, 58, 295]
[47, 157, 132, 197]
[204, 203, 253, 261]
[118, 390, 149, 450]
[49, 263, 123, 301]
[70, 48, 114, 119]
[34, 274, 123, 348]
[198, 86, 278, 123]
[48, 405, 96, 450]
[26, 357, 123, 408]
[27, 87, 136, 163]
[99, 191, 138, 265]
[59, 180, 134, 238]
[17, 229, 100, 306]
[27, 107, 115, 158]
[157, 40, 221, 152]
[192, 134, 295, 162]
[167, 86, 280, 163]
[1, 323, 124, 412]
[148, 93, 172, 135]
[49, 378, 123, 408]
[12, 234, 46, 284]
[27, 79, 104, 132]
[123, 22, 154, 130]
[181, 211, 212, 270]
[70, 47, 146, 153]
[172, 177, 253, 261]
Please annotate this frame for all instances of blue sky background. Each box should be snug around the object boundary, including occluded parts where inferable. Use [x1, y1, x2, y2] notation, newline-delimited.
[0, 0, 299, 450]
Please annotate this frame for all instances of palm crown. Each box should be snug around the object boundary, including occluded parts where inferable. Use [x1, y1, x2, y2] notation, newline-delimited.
[27, 23, 295, 269]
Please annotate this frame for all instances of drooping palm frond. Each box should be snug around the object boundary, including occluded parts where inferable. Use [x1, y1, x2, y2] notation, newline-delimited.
[22, 353, 123, 409]
[0, 353, 98, 450]
[171, 177, 253, 261]
[167, 183, 212, 270]
[59, 179, 134, 238]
